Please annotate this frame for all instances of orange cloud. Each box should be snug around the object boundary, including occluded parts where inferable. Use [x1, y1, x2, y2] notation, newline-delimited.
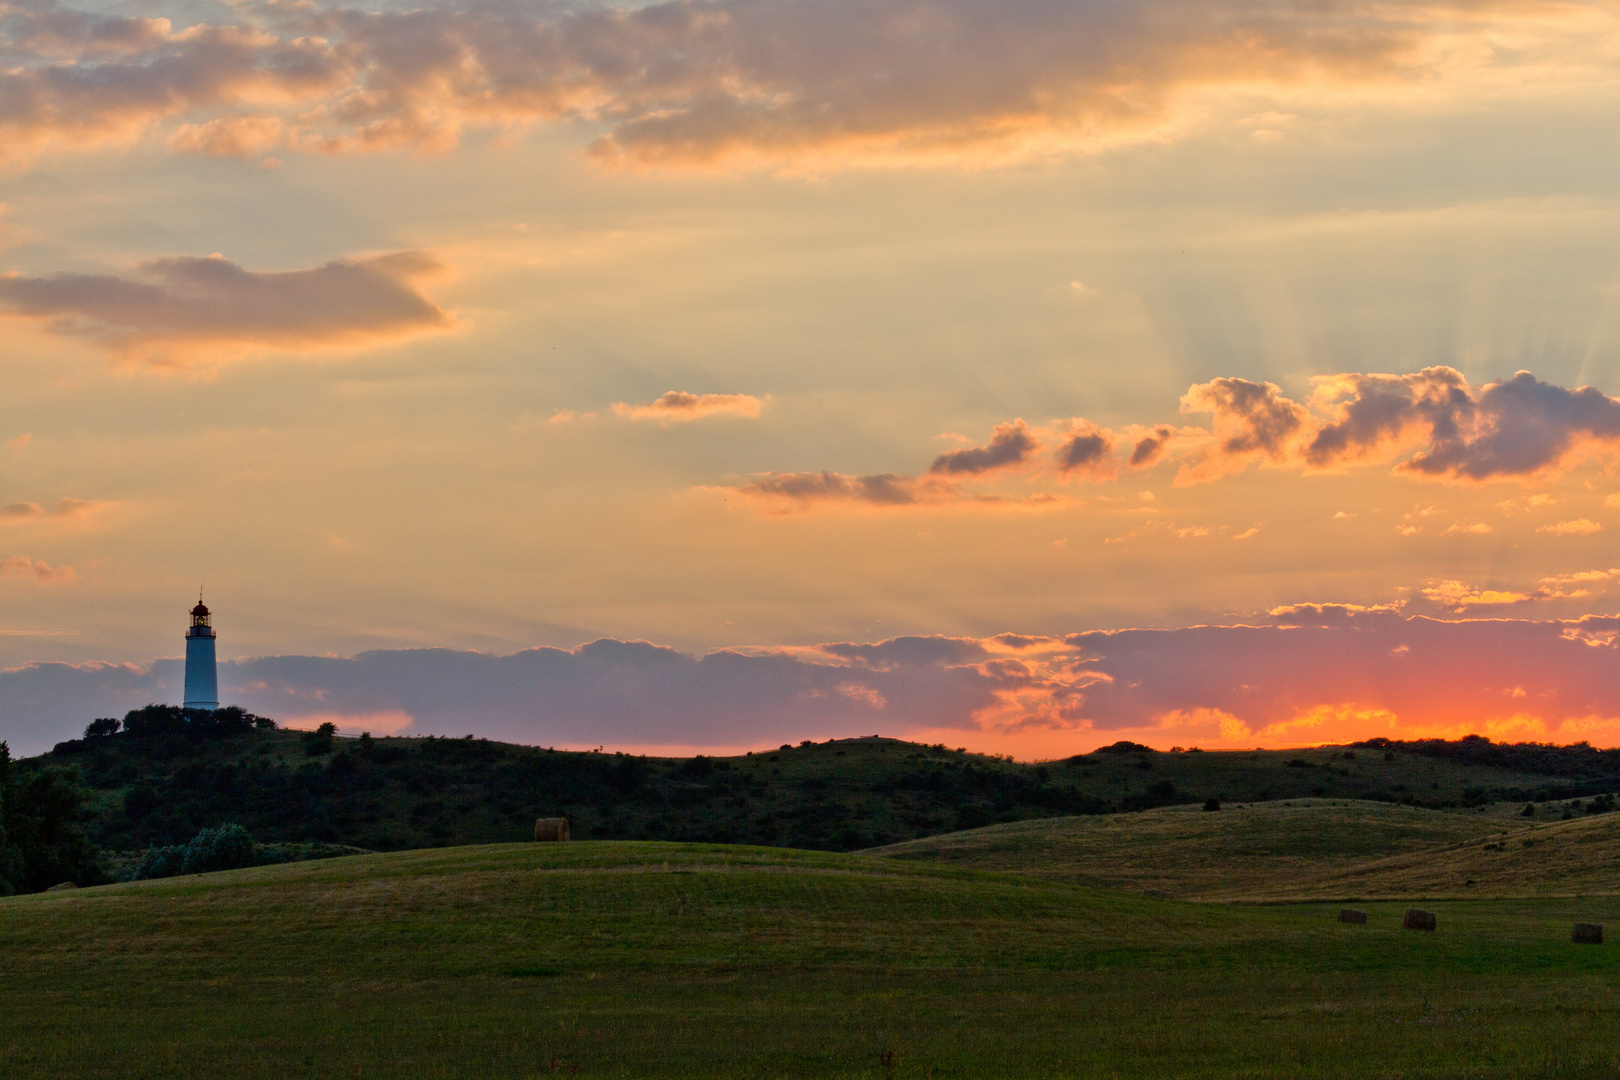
[0, 252, 451, 363]
[0, 0, 1604, 170]
[612, 391, 764, 424]
[1421, 580, 1531, 611]
[1539, 519, 1603, 535]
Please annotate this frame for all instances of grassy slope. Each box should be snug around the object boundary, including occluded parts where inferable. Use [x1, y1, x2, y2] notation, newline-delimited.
[868, 799, 1531, 899]
[6, 842, 1620, 1078]
[871, 798, 1620, 901]
[1270, 811, 1620, 900]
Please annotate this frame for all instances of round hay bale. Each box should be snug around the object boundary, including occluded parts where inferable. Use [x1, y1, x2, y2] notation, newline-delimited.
[1403, 909, 1437, 931]
[45, 881, 76, 892]
[1338, 908, 1368, 925]
[533, 817, 570, 842]
[1573, 923, 1604, 945]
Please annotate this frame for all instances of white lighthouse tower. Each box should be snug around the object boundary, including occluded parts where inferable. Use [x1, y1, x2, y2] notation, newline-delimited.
[183, 596, 219, 711]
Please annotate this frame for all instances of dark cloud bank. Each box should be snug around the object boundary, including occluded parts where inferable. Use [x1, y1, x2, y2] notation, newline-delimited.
[5, 612, 1620, 756]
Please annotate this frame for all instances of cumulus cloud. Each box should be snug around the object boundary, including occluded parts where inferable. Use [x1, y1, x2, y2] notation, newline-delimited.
[1175, 376, 1312, 484]
[930, 419, 1039, 476]
[1127, 424, 1175, 468]
[1053, 422, 1119, 481]
[726, 367, 1620, 513]
[612, 391, 764, 423]
[1158, 367, 1620, 485]
[0, 252, 450, 362]
[0, 555, 77, 583]
[0, 0, 1599, 169]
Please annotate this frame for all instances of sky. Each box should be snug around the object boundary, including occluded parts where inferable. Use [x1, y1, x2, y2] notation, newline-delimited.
[7, 0, 1620, 756]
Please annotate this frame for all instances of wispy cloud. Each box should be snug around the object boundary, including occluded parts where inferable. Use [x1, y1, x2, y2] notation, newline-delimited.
[612, 391, 764, 424]
[0, 252, 451, 363]
[1, 497, 110, 522]
[0, 555, 77, 584]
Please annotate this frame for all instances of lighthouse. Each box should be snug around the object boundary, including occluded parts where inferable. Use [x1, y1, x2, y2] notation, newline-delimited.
[183, 597, 219, 711]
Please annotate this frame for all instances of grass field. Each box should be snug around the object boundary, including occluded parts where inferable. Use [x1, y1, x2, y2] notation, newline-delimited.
[6, 840, 1620, 1078]
[871, 798, 1620, 901]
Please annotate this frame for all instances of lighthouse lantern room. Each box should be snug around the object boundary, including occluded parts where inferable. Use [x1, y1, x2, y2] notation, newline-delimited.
[184, 597, 219, 711]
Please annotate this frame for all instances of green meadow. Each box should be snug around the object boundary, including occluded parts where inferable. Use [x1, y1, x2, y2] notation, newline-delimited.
[6, 828, 1620, 1078]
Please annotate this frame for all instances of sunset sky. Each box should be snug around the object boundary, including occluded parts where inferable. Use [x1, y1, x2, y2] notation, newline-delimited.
[8, 0, 1620, 756]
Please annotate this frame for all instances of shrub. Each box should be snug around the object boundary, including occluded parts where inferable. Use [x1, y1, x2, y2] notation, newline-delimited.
[135, 845, 186, 880]
[1522, 802, 1536, 817]
[301, 722, 337, 756]
[180, 823, 255, 875]
[83, 718, 120, 738]
[1204, 798, 1221, 812]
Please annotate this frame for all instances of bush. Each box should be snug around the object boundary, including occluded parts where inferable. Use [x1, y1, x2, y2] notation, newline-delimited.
[83, 718, 120, 738]
[180, 823, 255, 875]
[1522, 802, 1536, 817]
[1204, 798, 1221, 812]
[135, 845, 186, 880]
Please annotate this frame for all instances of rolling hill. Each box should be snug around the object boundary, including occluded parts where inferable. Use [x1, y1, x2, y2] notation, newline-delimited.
[24, 713, 1620, 858]
[4, 840, 1620, 1078]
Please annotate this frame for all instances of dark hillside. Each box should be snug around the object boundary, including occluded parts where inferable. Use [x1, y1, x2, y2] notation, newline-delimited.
[23, 705, 1620, 855]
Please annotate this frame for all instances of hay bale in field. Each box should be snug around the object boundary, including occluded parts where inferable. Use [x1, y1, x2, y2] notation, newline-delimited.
[45, 881, 76, 892]
[1573, 923, 1604, 945]
[533, 817, 570, 842]
[1403, 909, 1437, 931]
[1338, 908, 1368, 925]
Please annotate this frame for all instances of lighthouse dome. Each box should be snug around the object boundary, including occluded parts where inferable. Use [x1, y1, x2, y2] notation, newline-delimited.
[191, 601, 210, 617]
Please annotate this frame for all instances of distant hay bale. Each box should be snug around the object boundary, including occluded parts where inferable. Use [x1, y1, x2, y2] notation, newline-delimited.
[45, 882, 76, 892]
[1338, 908, 1368, 925]
[533, 817, 570, 842]
[1403, 909, 1437, 931]
[1573, 923, 1604, 945]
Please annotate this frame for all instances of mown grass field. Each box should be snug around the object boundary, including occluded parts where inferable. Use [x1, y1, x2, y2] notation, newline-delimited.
[6, 840, 1620, 1078]
[872, 798, 1620, 901]
[869, 799, 1529, 899]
